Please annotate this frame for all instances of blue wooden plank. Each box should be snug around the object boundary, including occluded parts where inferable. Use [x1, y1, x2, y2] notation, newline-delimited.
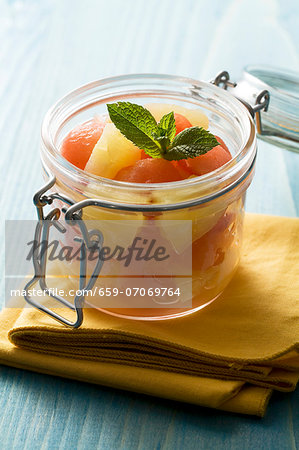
[0, 0, 298, 448]
[0, 365, 298, 450]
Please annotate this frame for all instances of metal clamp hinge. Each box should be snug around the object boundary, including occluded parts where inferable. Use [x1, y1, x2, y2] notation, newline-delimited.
[211, 70, 270, 134]
[24, 176, 104, 328]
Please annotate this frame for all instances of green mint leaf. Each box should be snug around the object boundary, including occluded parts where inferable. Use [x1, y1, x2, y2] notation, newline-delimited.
[107, 102, 162, 157]
[157, 111, 176, 142]
[171, 126, 218, 150]
[163, 144, 203, 160]
[165, 127, 218, 160]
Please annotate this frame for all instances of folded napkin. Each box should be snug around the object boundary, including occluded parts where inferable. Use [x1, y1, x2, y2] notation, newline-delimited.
[0, 213, 298, 417]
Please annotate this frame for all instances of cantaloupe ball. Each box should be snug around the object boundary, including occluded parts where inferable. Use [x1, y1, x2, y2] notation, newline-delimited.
[85, 123, 141, 178]
[145, 103, 209, 130]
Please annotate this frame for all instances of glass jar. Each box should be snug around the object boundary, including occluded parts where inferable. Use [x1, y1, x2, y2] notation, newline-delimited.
[39, 74, 256, 322]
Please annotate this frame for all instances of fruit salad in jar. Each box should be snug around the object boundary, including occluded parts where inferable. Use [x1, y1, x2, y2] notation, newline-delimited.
[56, 99, 245, 320]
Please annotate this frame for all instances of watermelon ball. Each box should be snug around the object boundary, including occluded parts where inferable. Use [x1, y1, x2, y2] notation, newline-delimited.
[173, 113, 192, 135]
[185, 146, 232, 176]
[61, 117, 106, 170]
[214, 135, 230, 155]
[114, 158, 188, 183]
[140, 149, 151, 159]
[171, 160, 193, 178]
[184, 134, 232, 176]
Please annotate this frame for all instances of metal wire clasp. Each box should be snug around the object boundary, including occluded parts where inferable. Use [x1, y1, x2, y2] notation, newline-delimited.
[211, 70, 270, 134]
[24, 176, 104, 328]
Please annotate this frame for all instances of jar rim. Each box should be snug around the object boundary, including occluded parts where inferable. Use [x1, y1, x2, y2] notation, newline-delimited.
[41, 73, 256, 205]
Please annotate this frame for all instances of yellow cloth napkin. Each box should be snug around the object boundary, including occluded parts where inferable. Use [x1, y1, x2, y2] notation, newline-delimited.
[0, 213, 298, 417]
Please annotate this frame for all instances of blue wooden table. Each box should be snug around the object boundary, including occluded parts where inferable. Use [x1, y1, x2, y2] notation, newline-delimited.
[0, 0, 298, 448]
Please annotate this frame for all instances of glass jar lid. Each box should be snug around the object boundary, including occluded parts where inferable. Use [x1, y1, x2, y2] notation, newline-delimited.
[214, 65, 299, 153]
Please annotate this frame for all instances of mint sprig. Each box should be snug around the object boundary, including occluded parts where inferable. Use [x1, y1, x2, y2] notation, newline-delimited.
[107, 101, 218, 160]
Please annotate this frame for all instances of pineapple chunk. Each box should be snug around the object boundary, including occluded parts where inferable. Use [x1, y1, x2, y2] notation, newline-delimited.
[85, 147, 115, 178]
[85, 125, 114, 178]
[106, 123, 141, 167]
[146, 103, 209, 130]
[85, 123, 141, 178]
